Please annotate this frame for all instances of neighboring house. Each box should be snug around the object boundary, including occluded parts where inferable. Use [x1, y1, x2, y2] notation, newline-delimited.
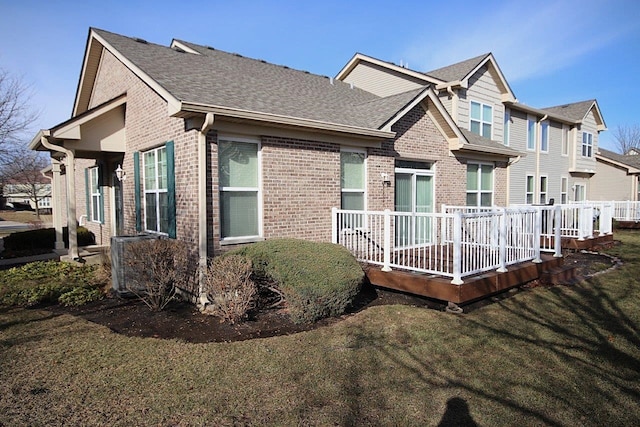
[337, 53, 607, 205]
[30, 28, 605, 267]
[2, 179, 52, 212]
[591, 148, 640, 201]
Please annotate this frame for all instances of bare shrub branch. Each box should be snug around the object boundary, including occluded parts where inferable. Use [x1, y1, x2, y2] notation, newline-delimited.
[203, 255, 256, 323]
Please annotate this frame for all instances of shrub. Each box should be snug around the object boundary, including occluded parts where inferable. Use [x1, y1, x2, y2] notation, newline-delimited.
[0, 261, 106, 306]
[2, 226, 95, 258]
[203, 255, 256, 323]
[231, 239, 364, 324]
[125, 239, 197, 311]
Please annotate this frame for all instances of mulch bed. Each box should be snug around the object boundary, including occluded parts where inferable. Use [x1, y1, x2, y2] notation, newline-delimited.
[45, 250, 617, 343]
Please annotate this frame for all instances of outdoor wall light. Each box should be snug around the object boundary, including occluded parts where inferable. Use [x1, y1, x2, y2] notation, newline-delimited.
[115, 164, 127, 182]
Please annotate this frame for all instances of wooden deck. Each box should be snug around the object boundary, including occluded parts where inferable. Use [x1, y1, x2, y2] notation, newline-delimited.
[365, 234, 613, 306]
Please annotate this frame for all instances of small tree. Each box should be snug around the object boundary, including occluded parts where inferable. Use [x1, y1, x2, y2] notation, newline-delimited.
[0, 148, 50, 217]
[613, 124, 640, 155]
[0, 68, 37, 162]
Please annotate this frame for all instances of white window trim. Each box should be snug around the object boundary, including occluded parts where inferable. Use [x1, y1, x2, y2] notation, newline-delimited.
[539, 175, 548, 204]
[89, 166, 102, 223]
[219, 135, 263, 244]
[560, 176, 568, 204]
[540, 121, 549, 153]
[561, 125, 569, 157]
[525, 174, 535, 204]
[581, 131, 594, 158]
[469, 100, 493, 139]
[574, 183, 586, 202]
[340, 147, 367, 212]
[142, 146, 168, 235]
[466, 161, 494, 207]
[527, 116, 536, 151]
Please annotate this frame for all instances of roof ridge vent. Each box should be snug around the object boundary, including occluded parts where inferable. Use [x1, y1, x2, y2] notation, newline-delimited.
[134, 37, 148, 44]
[233, 53, 243, 58]
[205, 46, 215, 51]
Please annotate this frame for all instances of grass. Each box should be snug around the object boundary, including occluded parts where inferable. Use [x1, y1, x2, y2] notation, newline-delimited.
[0, 209, 52, 224]
[1, 232, 639, 426]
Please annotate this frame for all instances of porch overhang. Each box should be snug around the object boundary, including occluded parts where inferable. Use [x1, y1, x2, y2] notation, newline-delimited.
[30, 94, 127, 158]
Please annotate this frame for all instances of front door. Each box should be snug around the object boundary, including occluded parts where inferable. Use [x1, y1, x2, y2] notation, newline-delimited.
[395, 166, 434, 247]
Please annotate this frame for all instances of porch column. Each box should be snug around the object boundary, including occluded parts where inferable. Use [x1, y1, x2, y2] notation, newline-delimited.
[51, 158, 64, 250]
[65, 149, 79, 259]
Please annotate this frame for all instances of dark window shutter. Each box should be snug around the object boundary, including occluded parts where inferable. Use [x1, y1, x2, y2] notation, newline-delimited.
[166, 141, 177, 239]
[98, 163, 105, 224]
[133, 152, 142, 232]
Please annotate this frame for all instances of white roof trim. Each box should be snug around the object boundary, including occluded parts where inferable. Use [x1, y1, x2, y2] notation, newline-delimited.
[335, 53, 442, 85]
[170, 40, 201, 55]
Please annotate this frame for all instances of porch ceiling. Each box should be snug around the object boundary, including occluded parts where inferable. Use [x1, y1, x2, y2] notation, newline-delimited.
[30, 95, 126, 159]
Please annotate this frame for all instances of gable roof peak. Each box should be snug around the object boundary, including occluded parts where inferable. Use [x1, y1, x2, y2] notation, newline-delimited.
[424, 52, 492, 82]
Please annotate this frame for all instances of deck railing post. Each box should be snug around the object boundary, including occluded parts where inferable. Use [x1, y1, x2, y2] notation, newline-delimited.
[331, 207, 338, 244]
[577, 205, 586, 241]
[451, 212, 463, 284]
[382, 209, 392, 272]
[626, 200, 632, 221]
[497, 208, 507, 272]
[554, 205, 562, 257]
[586, 205, 594, 239]
[533, 207, 542, 263]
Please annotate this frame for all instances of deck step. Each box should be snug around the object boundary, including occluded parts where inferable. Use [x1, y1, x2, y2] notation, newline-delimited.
[539, 265, 579, 285]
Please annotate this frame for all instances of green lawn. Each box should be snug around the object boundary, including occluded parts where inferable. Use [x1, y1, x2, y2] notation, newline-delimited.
[1, 232, 639, 426]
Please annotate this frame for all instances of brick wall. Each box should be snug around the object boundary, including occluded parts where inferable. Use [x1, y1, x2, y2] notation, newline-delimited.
[88, 50, 200, 250]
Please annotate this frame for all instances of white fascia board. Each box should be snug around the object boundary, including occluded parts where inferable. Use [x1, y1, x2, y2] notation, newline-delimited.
[91, 30, 181, 111]
[335, 53, 442, 85]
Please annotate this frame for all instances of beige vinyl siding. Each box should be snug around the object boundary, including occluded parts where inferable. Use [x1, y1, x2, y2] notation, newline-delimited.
[457, 66, 504, 142]
[540, 121, 571, 204]
[438, 92, 453, 116]
[590, 160, 636, 201]
[574, 109, 598, 172]
[507, 110, 532, 204]
[342, 62, 425, 97]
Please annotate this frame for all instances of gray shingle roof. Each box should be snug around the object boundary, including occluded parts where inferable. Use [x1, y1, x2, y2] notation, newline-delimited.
[459, 128, 523, 157]
[94, 28, 423, 130]
[597, 147, 640, 169]
[424, 53, 490, 82]
[540, 99, 595, 122]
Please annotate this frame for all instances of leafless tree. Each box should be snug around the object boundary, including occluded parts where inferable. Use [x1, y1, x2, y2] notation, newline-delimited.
[612, 124, 640, 155]
[0, 148, 50, 217]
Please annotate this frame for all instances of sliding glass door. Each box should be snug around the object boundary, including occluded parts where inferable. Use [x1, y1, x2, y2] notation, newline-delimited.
[395, 166, 434, 247]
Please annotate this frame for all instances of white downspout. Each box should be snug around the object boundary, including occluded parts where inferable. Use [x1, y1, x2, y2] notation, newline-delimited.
[198, 113, 215, 302]
[40, 134, 79, 260]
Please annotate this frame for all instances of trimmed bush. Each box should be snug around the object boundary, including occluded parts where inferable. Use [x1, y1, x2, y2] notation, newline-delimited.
[231, 239, 364, 324]
[125, 239, 198, 311]
[203, 255, 256, 323]
[0, 261, 105, 306]
[2, 226, 95, 257]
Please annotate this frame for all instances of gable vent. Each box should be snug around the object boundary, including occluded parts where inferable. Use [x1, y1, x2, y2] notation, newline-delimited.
[134, 37, 148, 44]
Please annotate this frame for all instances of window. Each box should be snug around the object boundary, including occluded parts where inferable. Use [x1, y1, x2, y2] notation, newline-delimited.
[470, 101, 492, 138]
[341, 150, 366, 210]
[561, 177, 568, 204]
[503, 108, 510, 146]
[574, 183, 586, 202]
[561, 125, 569, 156]
[541, 122, 549, 153]
[526, 175, 535, 204]
[540, 176, 548, 204]
[88, 166, 102, 222]
[466, 163, 493, 207]
[582, 132, 593, 157]
[527, 118, 536, 150]
[219, 138, 260, 240]
[143, 147, 169, 234]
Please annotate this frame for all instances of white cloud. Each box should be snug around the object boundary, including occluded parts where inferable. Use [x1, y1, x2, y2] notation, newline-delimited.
[403, 0, 630, 82]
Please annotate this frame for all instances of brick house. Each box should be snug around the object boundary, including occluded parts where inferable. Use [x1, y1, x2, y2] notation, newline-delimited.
[30, 28, 522, 265]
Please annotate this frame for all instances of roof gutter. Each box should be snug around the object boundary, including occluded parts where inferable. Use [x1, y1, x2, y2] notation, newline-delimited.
[172, 102, 395, 140]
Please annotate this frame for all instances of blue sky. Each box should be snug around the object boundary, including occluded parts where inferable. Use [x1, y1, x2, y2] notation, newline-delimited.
[1, 0, 638, 151]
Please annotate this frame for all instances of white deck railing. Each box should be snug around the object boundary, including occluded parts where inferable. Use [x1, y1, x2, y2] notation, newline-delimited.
[583, 200, 639, 222]
[333, 202, 613, 285]
[332, 207, 544, 285]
